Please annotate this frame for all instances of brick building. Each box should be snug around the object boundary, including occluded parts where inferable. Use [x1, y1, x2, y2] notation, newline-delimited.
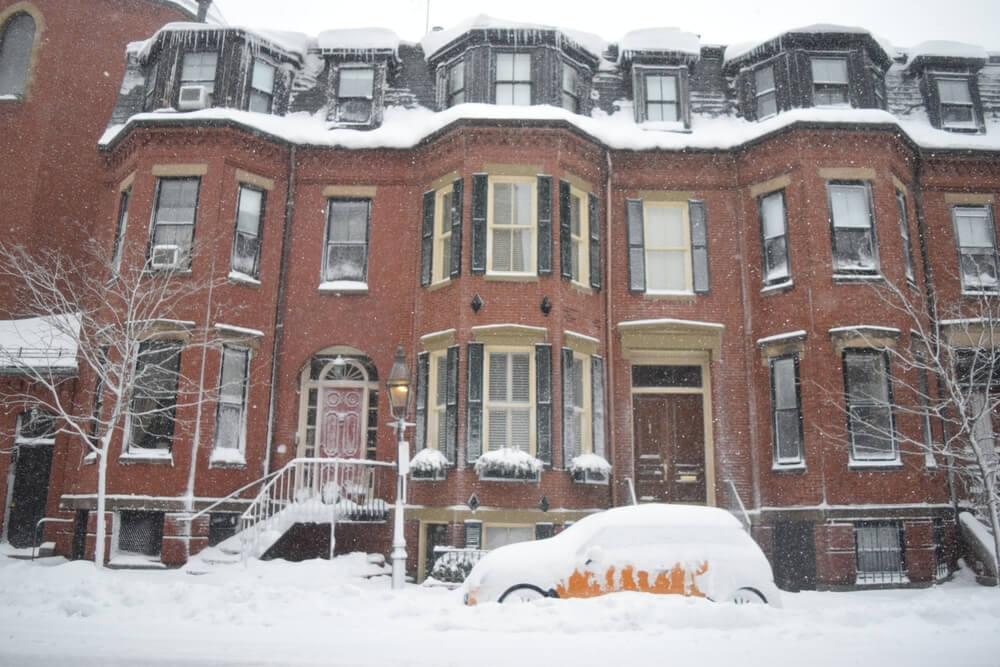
[2, 1, 999, 590]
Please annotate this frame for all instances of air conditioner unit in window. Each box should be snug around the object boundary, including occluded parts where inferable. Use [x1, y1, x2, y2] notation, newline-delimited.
[177, 84, 210, 110]
[150, 245, 180, 269]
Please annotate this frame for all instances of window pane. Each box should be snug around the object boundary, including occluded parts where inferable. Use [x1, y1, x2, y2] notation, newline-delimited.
[754, 65, 775, 92]
[488, 353, 508, 401]
[494, 183, 512, 224]
[339, 68, 374, 97]
[646, 249, 686, 291]
[492, 229, 512, 271]
[830, 185, 870, 229]
[645, 206, 685, 246]
[572, 358, 585, 409]
[846, 353, 888, 402]
[956, 209, 993, 247]
[761, 192, 785, 239]
[252, 61, 275, 93]
[942, 105, 975, 126]
[219, 347, 248, 402]
[324, 245, 366, 281]
[757, 92, 777, 119]
[513, 183, 531, 226]
[773, 357, 797, 409]
[631, 365, 701, 388]
[938, 79, 972, 104]
[775, 410, 801, 461]
[811, 58, 847, 83]
[0, 13, 35, 96]
[834, 229, 875, 270]
[237, 187, 263, 235]
[496, 53, 514, 80]
[764, 236, 789, 280]
[513, 54, 531, 79]
[511, 408, 530, 451]
[510, 353, 530, 403]
[646, 74, 677, 102]
[512, 83, 531, 106]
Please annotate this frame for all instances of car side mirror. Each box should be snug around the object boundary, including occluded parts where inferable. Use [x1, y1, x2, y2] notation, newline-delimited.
[584, 545, 604, 566]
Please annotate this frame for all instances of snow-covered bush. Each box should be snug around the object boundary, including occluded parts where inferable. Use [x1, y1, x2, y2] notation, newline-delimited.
[410, 448, 449, 480]
[569, 453, 612, 484]
[426, 547, 485, 585]
[474, 447, 543, 481]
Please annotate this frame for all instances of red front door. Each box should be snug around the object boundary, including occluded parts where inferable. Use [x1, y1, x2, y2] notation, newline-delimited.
[320, 387, 365, 458]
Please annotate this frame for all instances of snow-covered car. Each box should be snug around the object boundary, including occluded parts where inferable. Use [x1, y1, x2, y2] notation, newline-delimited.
[461, 503, 781, 606]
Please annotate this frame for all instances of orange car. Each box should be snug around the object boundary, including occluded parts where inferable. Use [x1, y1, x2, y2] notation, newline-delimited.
[461, 504, 780, 606]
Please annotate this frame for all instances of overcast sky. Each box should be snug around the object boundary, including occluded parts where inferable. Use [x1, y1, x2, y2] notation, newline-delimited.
[211, 0, 998, 51]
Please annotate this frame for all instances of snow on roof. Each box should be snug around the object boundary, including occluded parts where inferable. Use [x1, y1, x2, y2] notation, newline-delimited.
[0, 314, 79, 371]
[131, 22, 312, 62]
[317, 28, 400, 54]
[419, 14, 606, 61]
[907, 40, 989, 63]
[618, 28, 700, 62]
[100, 103, 1000, 156]
[756, 330, 807, 346]
[724, 23, 894, 65]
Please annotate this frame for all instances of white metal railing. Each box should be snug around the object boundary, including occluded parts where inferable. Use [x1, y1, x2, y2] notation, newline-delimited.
[427, 546, 488, 585]
[624, 477, 638, 505]
[724, 479, 752, 533]
[239, 457, 396, 561]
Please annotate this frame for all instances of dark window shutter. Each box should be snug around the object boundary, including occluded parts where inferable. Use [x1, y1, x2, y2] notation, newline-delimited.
[415, 352, 429, 450]
[679, 68, 691, 128]
[591, 355, 605, 458]
[420, 190, 435, 286]
[470, 174, 488, 274]
[535, 343, 552, 466]
[561, 347, 577, 465]
[923, 73, 942, 129]
[537, 175, 553, 275]
[466, 342, 483, 463]
[588, 192, 601, 290]
[626, 198, 646, 292]
[689, 199, 709, 293]
[450, 178, 463, 277]
[444, 345, 459, 465]
[741, 70, 756, 120]
[559, 179, 572, 280]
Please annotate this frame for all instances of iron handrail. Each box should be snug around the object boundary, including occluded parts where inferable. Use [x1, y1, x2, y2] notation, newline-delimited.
[31, 517, 73, 560]
[177, 467, 285, 523]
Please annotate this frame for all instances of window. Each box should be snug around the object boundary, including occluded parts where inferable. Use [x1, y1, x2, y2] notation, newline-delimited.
[896, 191, 915, 284]
[248, 60, 275, 113]
[0, 12, 35, 97]
[323, 198, 370, 284]
[626, 198, 708, 294]
[855, 521, 907, 585]
[644, 73, 679, 122]
[415, 346, 458, 466]
[213, 345, 249, 454]
[446, 60, 464, 107]
[181, 51, 217, 102]
[16, 409, 57, 444]
[754, 65, 777, 119]
[770, 355, 803, 466]
[484, 525, 533, 550]
[421, 178, 463, 286]
[937, 77, 977, 130]
[811, 57, 849, 106]
[111, 188, 130, 277]
[561, 183, 588, 285]
[143, 62, 158, 110]
[495, 52, 531, 106]
[759, 190, 789, 286]
[232, 184, 265, 279]
[128, 339, 182, 453]
[337, 67, 375, 123]
[562, 63, 579, 113]
[117, 510, 163, 558]
[952, 205, 998, 293]
[488, 177, 536, 274]
[149, 177, 200, 270]
[827, 182, 878, 275]
[843, 349, 896, 463]
[434, 186, 454, 283]
[562, 350, 591, 460]
[485, 349, 534, 453]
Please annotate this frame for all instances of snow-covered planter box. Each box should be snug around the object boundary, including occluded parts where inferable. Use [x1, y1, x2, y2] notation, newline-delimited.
[569, 453, 612, 484]
[474, 447, 543, 482]
[410, 448, 449, 481]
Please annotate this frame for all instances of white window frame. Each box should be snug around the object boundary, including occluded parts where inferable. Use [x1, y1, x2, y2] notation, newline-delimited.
[483, 346, 536, 455]
[568, 351, 592, 456]
[213, 344, 250, 455]
[643, 200, 692, 294]
[495, 52, 531, 106]
[811, 56, 849, 107]
[828, 181, 879, 276]
[427, 349, 448, 452]
[249, 59, 276, 113]
[568, 184, 589, 286]
[231, 184, 265, 279]
[952, 204, 998, 294]
[322, 198, 371, 285]
[935, 75, 977, 130]
[432, 185, 453, 284]
[487, 176, 537, 276]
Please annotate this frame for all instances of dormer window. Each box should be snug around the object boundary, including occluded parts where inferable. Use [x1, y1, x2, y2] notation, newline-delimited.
[562, 63, 579, 113]
[447, 60, 465, 106]
[631, 65, 689, 126]
[644, 73, 679, 121]
[937, 77, 977, 130]
[754, 65, 777, 119]
[181, 51, 218, 106]
[249, 60, 275, 113]
[337, 66, 375, 123]
[495, 52, 531, 105]
[810, 56, 849, 106]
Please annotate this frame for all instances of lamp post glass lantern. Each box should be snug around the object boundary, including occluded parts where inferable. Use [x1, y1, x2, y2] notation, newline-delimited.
[386, 345, 410, 589]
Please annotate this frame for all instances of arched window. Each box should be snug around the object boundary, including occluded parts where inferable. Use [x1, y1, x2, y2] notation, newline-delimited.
[0, 11, 35, 97]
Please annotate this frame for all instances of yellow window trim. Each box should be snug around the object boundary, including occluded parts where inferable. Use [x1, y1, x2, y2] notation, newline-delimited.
[152, 164, 208, 177]
[426, 349, 447, 453]
[323, 185, 377, 198]
[235, 169, 274, 191]
[829, 325, 900, 354]
[564, 330, 599, 357]
[471, 324, 547, 346]
[432, 184, 454, 283]
[118, 172, 136, 192]
[749, 174, 791, 198]
[944, 193, 994, 205]
[568, 182, 589, 286]
[420, 329, 456, 351]
[818, 167, 875, 181]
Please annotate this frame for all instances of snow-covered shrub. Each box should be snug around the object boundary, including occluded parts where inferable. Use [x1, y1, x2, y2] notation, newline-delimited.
[410, 448, 449, 480]
[474, 447, 543, 481]
[427, 547, 485, 585]
[569, 453, 612, 484]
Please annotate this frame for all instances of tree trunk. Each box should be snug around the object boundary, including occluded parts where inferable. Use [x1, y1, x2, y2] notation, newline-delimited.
[93, 436, 110, 569]
[986, 478, 1000, 587]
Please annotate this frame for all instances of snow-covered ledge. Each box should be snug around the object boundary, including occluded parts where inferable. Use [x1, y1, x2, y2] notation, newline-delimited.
[474, 447, 543, 482]
[569, 453, 611, 485]
[410, 448, 449, 481]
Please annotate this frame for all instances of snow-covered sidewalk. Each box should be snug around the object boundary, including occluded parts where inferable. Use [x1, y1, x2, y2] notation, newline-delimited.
[1, 548, 998, 667]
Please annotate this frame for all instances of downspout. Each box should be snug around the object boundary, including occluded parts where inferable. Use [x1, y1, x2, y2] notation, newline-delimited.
[604, 149, 617, 505]
[263, 145, 297, 477]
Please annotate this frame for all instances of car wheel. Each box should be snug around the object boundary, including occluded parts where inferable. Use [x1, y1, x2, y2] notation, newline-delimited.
[728, 587, 767, 605]
[498, 584, 549, 603]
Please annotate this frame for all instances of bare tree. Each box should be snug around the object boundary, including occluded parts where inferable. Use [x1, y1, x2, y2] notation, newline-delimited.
[826, 279, 1000, 584]
[0, 236, 224, 568]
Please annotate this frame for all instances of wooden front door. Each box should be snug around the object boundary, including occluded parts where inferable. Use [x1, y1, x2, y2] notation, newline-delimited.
[319, 387, 365, 459]
[632, 394, 706, 503]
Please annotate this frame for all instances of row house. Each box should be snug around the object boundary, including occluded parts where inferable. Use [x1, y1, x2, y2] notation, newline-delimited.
[2, 2, 999, 590]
